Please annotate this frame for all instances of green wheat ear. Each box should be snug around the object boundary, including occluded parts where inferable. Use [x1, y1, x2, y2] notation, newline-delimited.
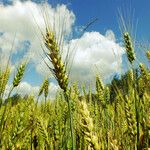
[0, 68, 10, 99]
[5, 62, 27, 99]
[104, 87, 110, 104]
[38, 78, 49, 97]
[13, 63, 27, 87]
[96, 75, 104, 92]
[44, 79, 49, 99]
[37, 78, 49, 107]
[123, 32, 136, 64]
[38, 83, 44, 98]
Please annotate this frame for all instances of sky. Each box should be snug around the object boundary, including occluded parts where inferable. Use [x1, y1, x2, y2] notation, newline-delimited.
[0, 0, 150, 99]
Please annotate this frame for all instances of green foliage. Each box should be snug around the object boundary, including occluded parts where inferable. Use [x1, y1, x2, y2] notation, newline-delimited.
[0, 64, 149, 149]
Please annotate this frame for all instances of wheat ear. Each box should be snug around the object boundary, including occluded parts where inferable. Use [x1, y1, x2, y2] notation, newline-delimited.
[123, 32, 136, 64]
[13, 63, 26, 87]
[124, 96, 137, 143]
[7, 63, 26, 99]
[79, 100, 100, 150]
[44, 28, 68, 92]
[0, 68, 10, 101]
[37, 78, 49, 106]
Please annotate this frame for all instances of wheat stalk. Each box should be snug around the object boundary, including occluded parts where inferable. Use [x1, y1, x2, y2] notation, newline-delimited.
[43, 27, 75, 149]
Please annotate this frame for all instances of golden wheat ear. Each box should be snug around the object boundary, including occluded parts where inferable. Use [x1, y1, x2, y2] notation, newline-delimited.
[78, 100, 100, 150]
[43, 28, 68, 92]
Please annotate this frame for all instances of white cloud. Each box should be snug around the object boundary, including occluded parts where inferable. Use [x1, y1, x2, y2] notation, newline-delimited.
[0, 0, 75, 68]
[68, 31, 124, 84]
[0, 0, 125, 94]
[15, 82, 39, 96]
[105, 30, 116, 42]
[36, 56, 55, 77]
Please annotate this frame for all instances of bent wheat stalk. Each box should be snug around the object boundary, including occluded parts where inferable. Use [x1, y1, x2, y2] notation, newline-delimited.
[43, 27, 74, 149]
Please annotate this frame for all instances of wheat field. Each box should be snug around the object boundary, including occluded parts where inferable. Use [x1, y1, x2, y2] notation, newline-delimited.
[0, 3, 150, 150]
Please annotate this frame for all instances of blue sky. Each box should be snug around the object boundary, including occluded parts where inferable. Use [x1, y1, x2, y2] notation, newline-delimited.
[48, 0, 150, 39]
[49, 0, 150, 72]
[2, 0, 150, 39]
[0, 0, 150, 98]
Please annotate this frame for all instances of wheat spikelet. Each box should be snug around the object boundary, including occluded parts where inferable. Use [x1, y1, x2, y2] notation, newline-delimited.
[0, 68, 10, 99]
[44, 28, 68, 92]
[36, 117, 50, 148]
[104, 87, 110, 104]
[38, 82, 45, 98]
[138, 63, 149, 98]
[96, 75, 105, 106]
[124, 96, 137, 142]
[13, 63, 26, 87]
[38, 78, 49, 103]
[137, 77, 145, 98]
[44, 79, 49, 99]
[123, 32, 136, 64]
[139, 63, 149, 80]
[96, 75, 104, 92]
[109, 132, 119, 150]
[128, 69, 134, 83]
[79, 100, 100, 150]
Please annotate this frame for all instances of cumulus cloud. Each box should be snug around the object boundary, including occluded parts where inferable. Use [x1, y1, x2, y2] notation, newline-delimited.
[0, 0, 125, 97]
[0, 0, 75, 66]
[68, 31, 124, 84]
[105, 30, 116, 42]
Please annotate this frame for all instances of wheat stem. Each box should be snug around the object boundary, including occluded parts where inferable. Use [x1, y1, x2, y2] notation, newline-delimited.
[44, 27, 75, 149]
